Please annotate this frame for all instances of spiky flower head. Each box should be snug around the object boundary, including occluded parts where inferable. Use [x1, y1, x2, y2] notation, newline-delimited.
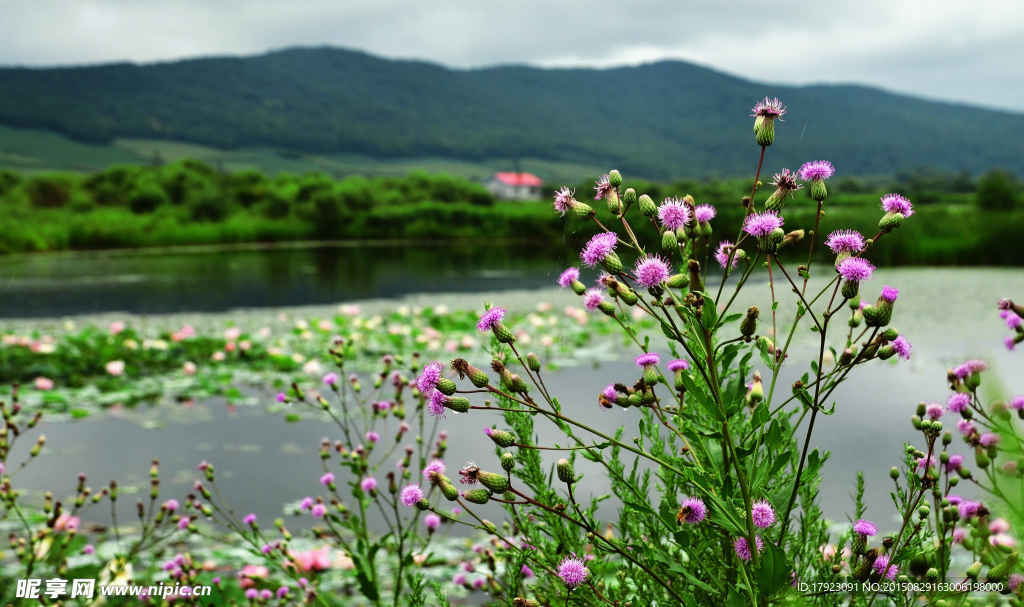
[953, 359, 988, 379]
[734, 536, 764, 561]
[476, 307, 506, 332]
[892, 335, 912, 361]
[751, 97, 786, 119]
[416, 361, 443, 393]
[658, 198, 692, 230]
[880, 286, 899, 303]
[770, 169, 801, 193]
[426, 390, 447, 418]
[594, 175, 613, 201]
[837, 257, 875, 283]
[694, 204, 716, 223]
[634, 255, 671, 288]
[361, 477, 378, 492]
[557, 267, 580, 289]
[981, 432, 1001, 447]
[667, 359, 689, 372]
[557, 556, 590, 589]
[751, 499, 776, 528]
[881, 194, 914, 217]
[825, 230, 865, 255]
[553, 188, 574, 215]
[798, 160, 836, 181]
[742, 211, 784, 238]
[583, 288, 605, 311]
[853, 519, 878, 537]
[581, 232, 618, 268]
[958, 500, 982, 519]
[925, 403, 944, 420]
[872, 555, 898, 580]
[601, 385, 619, 402]
[678, 497, 707, 524]
[422, 460, 446, 479]
[714, 240, 741, 269]
[635, 352, 660, 367]
[946, 453, 965, 472]
[399, 484, 424, 507]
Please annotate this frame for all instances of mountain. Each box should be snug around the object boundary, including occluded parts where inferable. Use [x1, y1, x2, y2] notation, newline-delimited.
[1, 46, 1023, 179]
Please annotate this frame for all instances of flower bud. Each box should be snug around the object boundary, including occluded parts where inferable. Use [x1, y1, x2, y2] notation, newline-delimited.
[662, 230, 678, 252]
[688, 260, 704, 293]
[638, 194, 657, 217]
[432, 473, 460, 501]
[526, 353, 541, 373]
[966, 562, 982, 579]
[491, 321, 516, 344]
[839, 347, 857, 366]
[666, 274, 689, 289]
[501, 453, 515, 472]
[986, 552, 1019, 583]
[556, 458, 575, 484]
[605, 189, 621, 215]
[608, 170, 622, 188]
[754, 115, 776, 147]
[477, 470, 510, 493]
[415, 498, 430, 511]
[621, 188, 637, 208]
[485, 428, 516, 448]
[841, 280, 859, 301]
[462, 489, 492, 504]
[436, 377, 457, 396]
[890, 467, 900, 479]
[570, 199, 596, 220]
[975, 446, 991, 469]
[810, 179, 828, 203]
[926, 568, 940, 583]
[740, 306, 759, 338]
[510, 374, 530, 394]
[601, 252, 623, 274]
[877, 345, 896, 360]
[883, 328, 899, 341]
[598, 301, 617, 317]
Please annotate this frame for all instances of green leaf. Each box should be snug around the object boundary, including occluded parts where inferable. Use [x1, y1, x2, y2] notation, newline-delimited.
[756, 542, 792, 597]
[69, 408, 90, 419]
[284, 413, 302, 423]
[701, 300, 718, 329]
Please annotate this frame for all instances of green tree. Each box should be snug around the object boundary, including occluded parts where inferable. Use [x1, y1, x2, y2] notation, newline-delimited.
[977, 169, 1019, 211]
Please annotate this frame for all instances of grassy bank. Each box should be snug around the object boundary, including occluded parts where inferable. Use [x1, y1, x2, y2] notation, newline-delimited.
[1, 159, 1021, 264]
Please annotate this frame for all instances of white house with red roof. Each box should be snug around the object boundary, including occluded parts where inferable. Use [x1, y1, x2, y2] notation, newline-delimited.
[485, 172, 544, 201]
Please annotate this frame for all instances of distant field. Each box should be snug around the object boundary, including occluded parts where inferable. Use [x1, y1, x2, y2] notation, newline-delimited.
[0, 123, 605, 183]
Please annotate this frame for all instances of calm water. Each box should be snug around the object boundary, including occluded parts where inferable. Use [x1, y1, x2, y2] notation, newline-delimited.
[4, 245, 1024, 535]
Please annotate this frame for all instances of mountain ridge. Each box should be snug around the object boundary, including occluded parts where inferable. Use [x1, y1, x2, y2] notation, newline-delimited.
[1, 45, 1022, 179]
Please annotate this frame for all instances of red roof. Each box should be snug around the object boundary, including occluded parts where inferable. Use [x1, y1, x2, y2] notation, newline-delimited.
[493, 172, 543, 187]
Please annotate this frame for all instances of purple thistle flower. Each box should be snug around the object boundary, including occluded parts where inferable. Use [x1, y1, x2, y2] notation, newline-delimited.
[824, 230, 865, 255]
[581, 232, 618, 268]
[916, 455, 937, 471]
[178, 516, 190, 530]
[946, 454, 964, 473]
[1011, 396, 1024, 410]
[458, 462, 479, 485]
[948, 392, 971, 413]
[694, 204, 716, 223]
[583, 288, 605, 311]
[416, 361, 443, 393]
[714, 240, 740, 269]
[322, 372, 338, 386]
[958, 500, 981, 519]
[277, 587, 290, 599]
[892, 335, 912, 361]
[557, 556, 590, 588]
[243, 513, 257, 525]
[453, 573, 466, 585]
[477, 307, 507, 332]
[472, 578, 485, 590]
[1010, 573, 1024, 592]
[957, 419, 976, 436]
[245, 589, 259, 600]
[734, 536, 764, 561]
[742, 211, 784, 238]
[837, 257, 875, 283]
[635, 352, 660, 367]
[980, 432, 1000, 447]
[679, 497, 707, 524]
[1006, 335, 1017, 351]
[557, 267, 580, 289]
[1007, 312, 1022, 329]
[311, 503, 326, 518]
[300, 497, 314, 511]
[880, 286, 899, 303]
[553, 187, 574, 215]
[423, 459, 446, 478]
[634, 255, 671, 288]
[667, 359, 690, 372]
[797, 160, 835, 181]
[751, 500, 776, 528]
[399, 484, 424, 507]
[320, 472, 335, 486]
[751, 97, 786, 119]
[427, 390, 447, 418]
[881, 193, 914, 217]
[164, 499, 179, 512]
[947, 494, 964, 505]
[925, 403, 944, 420]
[521, 564, 534, 578]
[276, 392, 287, 403]
[424, 513, 442, 531]
[952, 528, 968, 544]
[872, 555, 898, 580]
[658, 198, 692, 230]
[594, 175, 613, 201]
[602, 385, 619, 401]
[360, 477, 378, 492]
[853, 519, 878, 537]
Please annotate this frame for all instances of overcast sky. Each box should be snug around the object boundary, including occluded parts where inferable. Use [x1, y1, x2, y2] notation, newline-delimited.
[2, 0, 1023, 111]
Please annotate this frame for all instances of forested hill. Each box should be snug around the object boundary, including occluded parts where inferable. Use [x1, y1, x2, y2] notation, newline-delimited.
[2, 46, 1023, 179]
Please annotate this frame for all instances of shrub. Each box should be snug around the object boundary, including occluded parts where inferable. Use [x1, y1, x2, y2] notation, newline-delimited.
[977, 169, 1019, 210]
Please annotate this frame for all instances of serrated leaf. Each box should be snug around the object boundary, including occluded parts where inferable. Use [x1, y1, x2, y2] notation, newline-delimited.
[756, 542, 792, 597]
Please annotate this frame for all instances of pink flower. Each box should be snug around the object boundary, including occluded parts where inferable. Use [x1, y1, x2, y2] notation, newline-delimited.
[290, 546, 332, 572]
[54, 514, 80, 532]
[34, 377, 54, 391]
[109, 321, 126, 335]
[105, 360, 125, 376]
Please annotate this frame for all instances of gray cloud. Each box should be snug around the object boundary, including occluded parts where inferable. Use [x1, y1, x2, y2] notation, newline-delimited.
[1, 0, 1022, 111]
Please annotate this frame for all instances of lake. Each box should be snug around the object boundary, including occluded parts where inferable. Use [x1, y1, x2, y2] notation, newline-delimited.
[3, 244, 1023, 536]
